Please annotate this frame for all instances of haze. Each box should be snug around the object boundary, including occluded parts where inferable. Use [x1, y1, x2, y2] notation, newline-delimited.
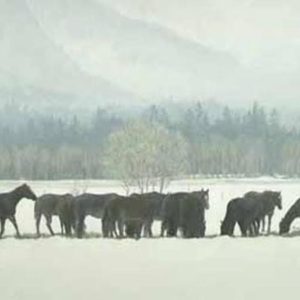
[0, 0, 299, 110]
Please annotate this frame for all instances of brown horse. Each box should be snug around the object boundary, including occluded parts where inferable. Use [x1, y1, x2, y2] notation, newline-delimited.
[35, 194, 75, 236]
[0, 184, 37, 238]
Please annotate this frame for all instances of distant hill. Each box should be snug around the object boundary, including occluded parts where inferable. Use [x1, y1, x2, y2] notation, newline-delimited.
[0, 0, 298, 110]
[0, 0, 137, 108]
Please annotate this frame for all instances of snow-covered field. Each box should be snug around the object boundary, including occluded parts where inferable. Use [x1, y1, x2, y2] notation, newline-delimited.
[1, 178, 300, 300]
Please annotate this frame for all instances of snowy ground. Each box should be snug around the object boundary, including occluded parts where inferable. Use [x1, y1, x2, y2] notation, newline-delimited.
[1, 178, 300, 300]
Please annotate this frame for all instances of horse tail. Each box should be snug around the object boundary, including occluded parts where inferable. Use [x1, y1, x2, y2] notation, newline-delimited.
[102, 201, 116, 238]
[221, 198, 240, 235]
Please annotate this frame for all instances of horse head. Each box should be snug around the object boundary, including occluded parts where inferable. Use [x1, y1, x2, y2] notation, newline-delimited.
[279, 217, 289, 235]
[18, 183, 37, 201]
[220, 217, 235, 236]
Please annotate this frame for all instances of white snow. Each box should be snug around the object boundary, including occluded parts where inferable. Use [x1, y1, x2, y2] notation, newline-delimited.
[1, 178, 300, 300]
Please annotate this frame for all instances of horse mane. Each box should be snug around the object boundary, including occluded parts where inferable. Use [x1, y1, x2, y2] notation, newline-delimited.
[11, 184, 26, 194]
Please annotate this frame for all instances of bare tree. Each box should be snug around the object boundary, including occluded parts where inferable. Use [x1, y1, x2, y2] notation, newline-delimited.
[104, 120, 188, 193]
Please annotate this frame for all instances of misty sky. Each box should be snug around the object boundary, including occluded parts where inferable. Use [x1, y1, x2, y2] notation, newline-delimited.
[0, 0, 299, 109]
[101, 0, 300, 70]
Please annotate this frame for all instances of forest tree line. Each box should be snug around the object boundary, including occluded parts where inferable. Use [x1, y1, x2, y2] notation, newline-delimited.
[1, 101, 300, 180]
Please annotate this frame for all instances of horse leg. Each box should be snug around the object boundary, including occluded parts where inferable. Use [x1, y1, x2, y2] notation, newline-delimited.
[45, 216, 55, 236]
[9, 216, 20, 238]
[160, 220, 167, 237]
[76, 215, 85, 238]
[248, 223, 254, 236]
[61, 216, 72, 236]
[253, 220, 260, 236]
[136, 222, 143, 239]
[101, 218, 108, 238]
[59, 216, 64, 235]
[144, 220, 152, 238]
[262, 216, 266, 232]
[254, 219, 259, 235]
[110, 221, 118, 238]
[36, 213, 42, 237]
[117, 219, 124, 238]
[142, 223, 148, 238]
[148, 221, 154, 238]
[64, 221, 72, 237]
[112, 223, 118, 238]
[0, 218, 6, 238]
[238, 220, 247, 237]
[267, 214, 272, 234]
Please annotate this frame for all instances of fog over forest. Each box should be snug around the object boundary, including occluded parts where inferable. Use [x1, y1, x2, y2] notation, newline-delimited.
[0, 0, 299, 180]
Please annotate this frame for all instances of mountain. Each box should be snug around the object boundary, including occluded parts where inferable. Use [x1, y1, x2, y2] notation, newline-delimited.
[0, 0, 298, 110]
[94, 0, 300, 108]
[25, 0, 242, 103]
[0, 0, 137, 109]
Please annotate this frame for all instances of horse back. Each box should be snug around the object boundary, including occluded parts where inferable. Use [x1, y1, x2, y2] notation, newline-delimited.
[74, 193, 119, 218]
[35, 194, 71, 217]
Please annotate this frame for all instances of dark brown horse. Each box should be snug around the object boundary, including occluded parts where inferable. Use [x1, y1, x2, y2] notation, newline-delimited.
[0, 184, 37, 238]
[244, 191, 282, 234]
[221, 191, 282, 237]
[160, 189, 209, 238]
[102, 194, 150, 239]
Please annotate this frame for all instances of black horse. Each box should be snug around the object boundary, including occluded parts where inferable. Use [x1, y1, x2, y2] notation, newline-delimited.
[221, 191, 282, 236]
[0, 184, 37, 238]
[279, 198, 300, 235]
[160, 189, 209, 238]
[74, 193, 119, 238]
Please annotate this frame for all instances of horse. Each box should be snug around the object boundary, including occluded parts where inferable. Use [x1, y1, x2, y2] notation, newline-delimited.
[221, 197, 248, 236]
[160, 189, 209, 238]
[179, 192, 208, 238]
[102, 194, 152, 239]
[35, 194, 75, 237]
[244, 191, 282, 234]
[74, 193, 119, 238]
[0, 184, 37, 238]
[221, 191, 282, 237]
[279, 198, 300, 235]
[130, 192, 167, 237]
